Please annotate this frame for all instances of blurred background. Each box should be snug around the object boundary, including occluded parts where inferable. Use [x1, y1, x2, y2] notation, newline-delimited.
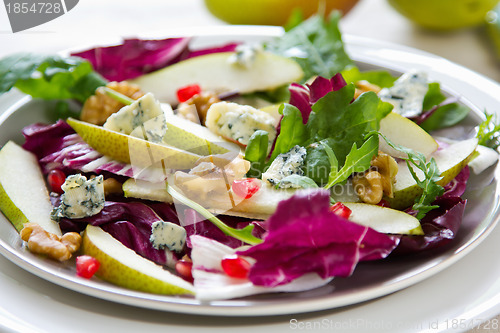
[1, 0, 500, 82]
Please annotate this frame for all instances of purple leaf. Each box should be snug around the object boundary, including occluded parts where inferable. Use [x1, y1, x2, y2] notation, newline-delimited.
[237, 189, 399, 287]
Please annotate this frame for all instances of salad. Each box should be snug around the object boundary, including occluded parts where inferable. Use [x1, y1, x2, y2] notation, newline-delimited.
[0, 13, 498, 302]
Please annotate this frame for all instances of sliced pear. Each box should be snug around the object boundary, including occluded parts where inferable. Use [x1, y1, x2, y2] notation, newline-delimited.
[131, 51, 304, 104]
[379, 112, 439, 159]
[67, 117, 201, 170]
[162, 113, 240, 155]
[344, 202, 423, 235]
[82, 225, 194, 295]
[0, 141, 61, 235]
[387, 137, 478, 209]
[123, 178, 173, 202]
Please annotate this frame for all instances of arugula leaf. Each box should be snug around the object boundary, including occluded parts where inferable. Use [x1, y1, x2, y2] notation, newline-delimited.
[378, 133, 444, 219]
[476, 112, 500, 150]
[0, 53, 106, 103]
[270, 104, 308, 160]
[244, 130, 269, 178]
[166, 185, 262, 245]
[322, 135, 379, 189]
[306, 87, 392, 166]
[267, 12, 354, 80]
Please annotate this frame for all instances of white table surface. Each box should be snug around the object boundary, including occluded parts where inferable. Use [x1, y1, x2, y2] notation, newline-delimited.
[1, 0, 500, 332]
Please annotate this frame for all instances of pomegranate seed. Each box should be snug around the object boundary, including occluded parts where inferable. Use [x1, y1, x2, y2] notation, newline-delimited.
[76, 255, 100, 279]
[47, 169, 66, 194]
[175, 260, 193, 283]
[221, 255, 251, 279]
[330, 202, 352, 219]
[176, 84, 201, 103]
[232, 178, 261, 199]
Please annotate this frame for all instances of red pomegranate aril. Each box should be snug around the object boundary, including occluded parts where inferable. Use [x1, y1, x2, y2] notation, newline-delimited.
[76, 255, 100, 279]
[176, 84, 202, 103]
[47, 169, 66, 194]
[232, 178, 261, 199]
[221, 255, 251, 279]
[175, 260, 194, 283]
[329, 202, 352, 219]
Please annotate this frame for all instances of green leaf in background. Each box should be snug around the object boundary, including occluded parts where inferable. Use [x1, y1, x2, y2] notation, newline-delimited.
[267, 12, 354, 80]
[419, 82, 470, 132]
[244, 130, 269, 178]
[419, 103, 470, 132]
[0, 53, 107, 103]
[341, 66, 397, 88]
[422, 82, 446, 110]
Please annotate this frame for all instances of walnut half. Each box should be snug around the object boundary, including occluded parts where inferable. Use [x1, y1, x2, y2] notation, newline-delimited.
[20, 223, 81, 261]
[352, 151, 398, 204]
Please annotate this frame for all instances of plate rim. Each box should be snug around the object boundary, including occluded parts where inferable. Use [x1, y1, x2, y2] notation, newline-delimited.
[0, 28, 499, 317]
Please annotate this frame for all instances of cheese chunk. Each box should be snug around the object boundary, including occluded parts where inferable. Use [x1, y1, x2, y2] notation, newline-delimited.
[150, 221, 186, 252]
[205, 101, 277, 148]
[103, 93, 166, 136]
[378, 70, 429, 118]
[262, 145, 307, 188]
[51, 174, 105, 220]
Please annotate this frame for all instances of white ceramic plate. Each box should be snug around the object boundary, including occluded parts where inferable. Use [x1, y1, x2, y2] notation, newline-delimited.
[0, 29, 499, 317]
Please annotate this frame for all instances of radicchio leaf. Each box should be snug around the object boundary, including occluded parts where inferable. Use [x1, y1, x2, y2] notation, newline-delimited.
[59, 201, 179, 267]
[237, 189, 399, 287]
[71, 37, 240, 82]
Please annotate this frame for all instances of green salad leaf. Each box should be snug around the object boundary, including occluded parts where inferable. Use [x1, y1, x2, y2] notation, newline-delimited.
[476, 112, 500, 150]
[322, 135, 379, 189]
[419, 82, 470, 132]
[266, 12, 354, 80]
[341, 66, 397, 88]
[378, 133, 444, 219]
[245, 130, 269, 178]
[0, 53, 106, 103]
[270, 104, 308, 160]
[304, 87, 392, 184]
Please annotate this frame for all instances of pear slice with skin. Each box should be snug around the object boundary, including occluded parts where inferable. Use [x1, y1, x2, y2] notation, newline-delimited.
[344, 202, 423, 235]
[0, 141, 61, 235]
[162, 113, 240, 155]
[82, 225, 194, 295]
[379, 112, 439, 159]
[387, 137, 478, 210]
[131, 51, 304, 104]
[123, 178, 173, 203]
[67, 117, 202, 170]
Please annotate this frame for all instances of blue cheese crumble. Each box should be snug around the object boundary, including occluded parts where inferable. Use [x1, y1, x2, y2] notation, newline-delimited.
[150, 221, 186, 252]
[103, 93, 166, 136]
[228, 44, 263, 68]
[205, 101, 277, 148]
[51, 174, 105, 220]
[262, 145, 307, 188]
[378, 70, 429, 118]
